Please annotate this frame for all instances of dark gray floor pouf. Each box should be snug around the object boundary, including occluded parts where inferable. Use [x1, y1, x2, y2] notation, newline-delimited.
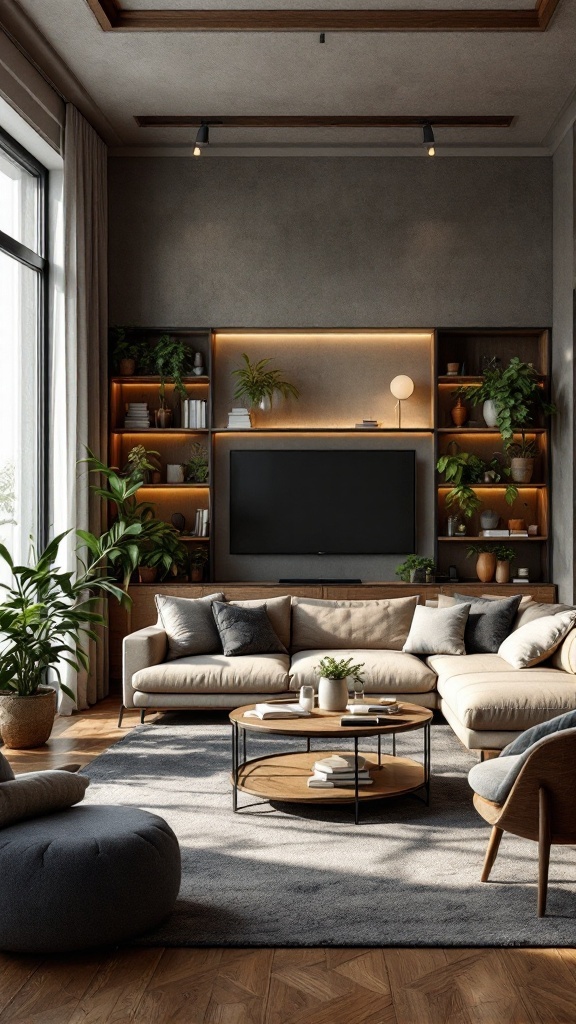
[0, 804, 181, 952]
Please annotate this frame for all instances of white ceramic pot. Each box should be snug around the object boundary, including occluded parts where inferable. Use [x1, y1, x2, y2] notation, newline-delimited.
[482, 400, 499, 428]
[318, 677, 350, 712]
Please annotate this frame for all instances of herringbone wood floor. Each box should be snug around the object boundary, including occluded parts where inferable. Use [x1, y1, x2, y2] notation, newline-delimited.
[3, 698, 575, 1024]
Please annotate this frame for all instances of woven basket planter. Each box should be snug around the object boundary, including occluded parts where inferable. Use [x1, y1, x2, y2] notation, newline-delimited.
[0, 687, 57, 749]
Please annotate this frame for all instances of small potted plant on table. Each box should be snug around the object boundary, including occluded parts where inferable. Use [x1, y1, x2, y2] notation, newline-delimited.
[315, 656, 365, 712]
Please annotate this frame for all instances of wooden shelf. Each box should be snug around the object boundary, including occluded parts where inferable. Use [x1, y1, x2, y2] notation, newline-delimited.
[137, 483, 209, 489]
[437, 427, 547, 434]
[111, 376, 209, 384]
[213, 427, 435, 434]
[437, 483, 546, 489]
[178, 536, 210, 543]
[437, 375, 546, 384]
[438, 536, 548, 542]
[111, 428, 210, 434]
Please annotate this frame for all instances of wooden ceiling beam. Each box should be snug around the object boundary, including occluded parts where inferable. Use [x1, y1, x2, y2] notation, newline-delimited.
[86, 0, 563, 32]
[134, 115, 515, 128]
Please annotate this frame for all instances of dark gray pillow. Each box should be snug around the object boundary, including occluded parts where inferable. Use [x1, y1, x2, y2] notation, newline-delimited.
[155, 592, 224, 660]
[0, 752, 15, 783]
[452, 593, 522, 654]
[212, 601, 288, 657]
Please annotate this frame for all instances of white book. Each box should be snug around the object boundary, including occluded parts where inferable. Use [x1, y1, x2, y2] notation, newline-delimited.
[313, 754, 367, 773]
[480, 530, 510, 537]
[510, 531, 529, 537]
[313, 770, 371, 782]
[244, 702, 311, 720]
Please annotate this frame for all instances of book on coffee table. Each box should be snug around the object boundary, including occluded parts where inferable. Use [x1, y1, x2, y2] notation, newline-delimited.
[244, 702, 311, 720]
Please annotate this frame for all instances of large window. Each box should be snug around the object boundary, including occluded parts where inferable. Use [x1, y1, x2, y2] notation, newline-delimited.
[0, 128, 47, 570]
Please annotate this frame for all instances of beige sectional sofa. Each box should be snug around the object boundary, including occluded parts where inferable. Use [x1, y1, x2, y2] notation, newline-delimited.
[121, 592, 576, 753]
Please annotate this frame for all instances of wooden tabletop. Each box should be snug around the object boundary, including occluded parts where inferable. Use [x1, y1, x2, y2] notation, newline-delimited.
[229, 702, 433, 738]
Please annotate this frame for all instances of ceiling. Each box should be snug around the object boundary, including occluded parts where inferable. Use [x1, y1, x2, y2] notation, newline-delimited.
[6, 0, 576, 152]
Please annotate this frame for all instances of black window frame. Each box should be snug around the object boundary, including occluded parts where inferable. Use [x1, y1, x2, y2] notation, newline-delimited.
[0, 126, 49, 548]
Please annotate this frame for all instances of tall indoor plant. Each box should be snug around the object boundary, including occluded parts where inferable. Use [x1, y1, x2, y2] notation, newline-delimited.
[0, 526, 136, 749]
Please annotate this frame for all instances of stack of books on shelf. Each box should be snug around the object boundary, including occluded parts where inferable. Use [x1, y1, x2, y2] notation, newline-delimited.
[124, 403, 150, 429]
[227, 407, 252, 429]
[193, 508, 209, 536]
[182, 399, 207, 428]
[480, 529, 510, 538]
[354, 419, 380, 429]
[307, 754, 373, 789]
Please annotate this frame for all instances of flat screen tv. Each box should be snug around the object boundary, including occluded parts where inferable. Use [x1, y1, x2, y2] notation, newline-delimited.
[230, 450, 416, 555]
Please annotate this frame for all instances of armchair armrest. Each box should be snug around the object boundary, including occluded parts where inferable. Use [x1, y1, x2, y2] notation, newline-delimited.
[122, 625, 167, 709]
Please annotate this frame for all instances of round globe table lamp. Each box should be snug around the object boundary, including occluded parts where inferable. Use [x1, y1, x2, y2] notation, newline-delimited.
[390, 375, 415, 428]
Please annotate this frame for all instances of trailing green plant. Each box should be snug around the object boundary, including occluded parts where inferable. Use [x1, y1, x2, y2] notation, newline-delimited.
[316, 656, 365, 682]
[0, 527, 134, 700]
[153, 334, 194, 403]
[454, 357, 555, 448]
[83, 451, 188, 585]
[232, 353, 299, 408]
[125, 446, 160, 482]
[185, 442, 209, 484]
[395, 555, 435, 582]
[494, 545, 515, 563]
[437, 449, 517, 513]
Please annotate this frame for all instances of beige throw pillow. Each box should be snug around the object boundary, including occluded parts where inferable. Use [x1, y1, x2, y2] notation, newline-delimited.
[498, 610, 576, 669]
[402, 603, 471, 656]
[0, 770, 89, 829]
[551, 628, 576, 674]
[290, 595, 418, 652]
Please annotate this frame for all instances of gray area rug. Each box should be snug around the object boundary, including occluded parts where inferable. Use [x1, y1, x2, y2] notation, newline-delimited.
[82, 713, 576, 947]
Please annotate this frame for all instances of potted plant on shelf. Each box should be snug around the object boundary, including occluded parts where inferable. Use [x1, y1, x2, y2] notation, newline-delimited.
[125, 445, 161, 485]
[507, 430, 539, 485]
[436, 447, 518, 525]
[466, 543, 498, 583]
[315, 656, 365, 712]
[494, 544, 516, 584]
[190, 547, 208, 582]
[110, 325, 138, 376]
[0, 527, 134, 749]
[232, 353, 299, 420]
[153, 334, 194, 428]
[395, 555, 435, 584]
[184, 442, 209, 484]
[454, 357, 555, 445]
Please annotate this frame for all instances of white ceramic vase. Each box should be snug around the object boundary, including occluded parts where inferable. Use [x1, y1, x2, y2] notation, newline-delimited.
[482, 400, 499, 428]
[318, 676, 350, 712]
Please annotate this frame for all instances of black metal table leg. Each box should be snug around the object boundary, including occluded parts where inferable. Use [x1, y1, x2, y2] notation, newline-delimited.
[378, 733, 381, 766]
[354, 735, 360, 824]
[232, 722, 239, 812]
[424, 719, 431, 805]
[392, 732, 396, 757]
[306, 737, 311, 753]
[242, 728, 246, 765]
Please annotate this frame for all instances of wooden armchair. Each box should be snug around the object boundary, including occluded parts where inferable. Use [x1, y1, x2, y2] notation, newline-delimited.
[473, 729, 576, 916]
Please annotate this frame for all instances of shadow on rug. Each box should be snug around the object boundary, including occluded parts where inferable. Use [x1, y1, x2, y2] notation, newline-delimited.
[82, 713, 576, 946]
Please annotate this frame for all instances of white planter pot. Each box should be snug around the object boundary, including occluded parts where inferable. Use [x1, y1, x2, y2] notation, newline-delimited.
[482, 400, 499, 428]
[318, 676, 350, 712]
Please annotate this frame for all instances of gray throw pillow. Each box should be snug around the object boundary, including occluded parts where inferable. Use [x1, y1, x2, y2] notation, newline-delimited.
[0, 752, 15, 783]
[402, 603, 471, 656]
[452, 593, 522, 654]
[0, 770, 89, 829]
[212, 601, 288, 657]
[155, 592, 224, 660]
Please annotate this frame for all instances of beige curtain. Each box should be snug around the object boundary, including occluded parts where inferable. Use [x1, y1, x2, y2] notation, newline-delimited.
[55, 103, 108, 712]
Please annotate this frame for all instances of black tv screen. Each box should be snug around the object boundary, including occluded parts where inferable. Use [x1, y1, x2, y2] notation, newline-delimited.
[230, 450, 416, 555]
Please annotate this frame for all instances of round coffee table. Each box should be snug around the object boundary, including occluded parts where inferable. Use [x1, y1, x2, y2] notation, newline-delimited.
[229, 702, 432, 823]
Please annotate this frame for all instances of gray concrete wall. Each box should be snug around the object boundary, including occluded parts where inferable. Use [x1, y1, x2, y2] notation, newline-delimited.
[552, 130, 575, 603]
[108, 156, 552, 328]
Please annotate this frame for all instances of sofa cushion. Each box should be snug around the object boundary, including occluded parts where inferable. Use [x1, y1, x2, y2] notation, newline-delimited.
[290, 596, 418, 653]
[230, 596, 291, 650]
[403, 604, 470, 656]
[289, 649, 437, 693]
[513, 600, 573, 631]
[132, 653, 290, 694]
[498, 610, 576, 668]
[155, 592, 224, 659]
[450, 593, 522, 654]
[433, 660, 576, 732]
[551, 628, 576, 674]
[212, 601, 287, 657]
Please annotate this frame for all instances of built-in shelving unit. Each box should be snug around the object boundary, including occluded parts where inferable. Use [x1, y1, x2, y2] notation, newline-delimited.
[435, 328, 551, 583]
